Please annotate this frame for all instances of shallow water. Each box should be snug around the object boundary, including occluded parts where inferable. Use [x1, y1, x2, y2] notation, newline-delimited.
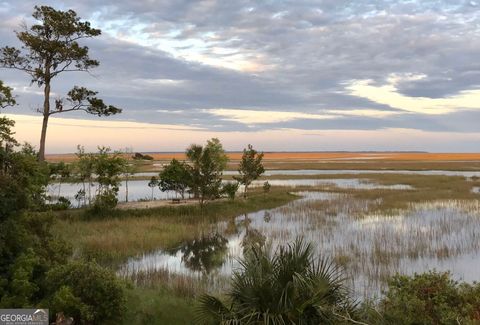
[47, 178, 411, 205]
[47, 180, 186, 204]
[250, 178, 412, 190]
[119, 192, 480, 298]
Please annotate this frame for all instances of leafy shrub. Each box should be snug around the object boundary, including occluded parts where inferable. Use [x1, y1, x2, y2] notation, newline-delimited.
[379, 271, 480, 324]
[196, 238, 359, 324]
[263, 181, 271, 194]
[45, 261, 126, 324]
[88, 189, 118, 216]
[221, 182, 239, 200]
[49, 196, 71, 210]
[0, 213, 71, 308]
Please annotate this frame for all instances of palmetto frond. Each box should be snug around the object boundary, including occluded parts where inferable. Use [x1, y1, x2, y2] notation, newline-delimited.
[196, 237, 359, 324]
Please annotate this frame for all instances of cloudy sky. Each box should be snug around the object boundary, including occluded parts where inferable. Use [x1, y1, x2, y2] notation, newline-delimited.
[1, 0, 480, 152]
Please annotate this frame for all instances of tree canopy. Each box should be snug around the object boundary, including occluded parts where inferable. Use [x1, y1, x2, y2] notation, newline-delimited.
[0, 6, 121, 160]
[186, 138, 229, 205]
[234, 144, 265, 198]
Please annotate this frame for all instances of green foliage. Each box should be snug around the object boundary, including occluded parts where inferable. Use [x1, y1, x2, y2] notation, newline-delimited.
[0, 80, 16, 109]
[159, 158, 191, 199]
[0, 213, 71, 308]
[84, 146, 126, 214]
[49, 196, 71, 210]
[0, 6, 101, 86]
[57, 86, 121, 117]
[74, 145, 95, 206]
[234, 144, 265, 198]
[48, 161, 72, 180]
[263, 181, 271, 194]
[0, 109, 126, 324]
[90, 189, 118, 214]
[45, 260, 126, 324]
[0, 116, 17, 148]
[148, 176, 159, 200]
[186, 138, 229, 205]
[379, 271, 480, 324]
[196, 238, 359, 324]
[0, 131, 49, 220]
[0, 119, 67, 309]
[221, 182, 239, 200]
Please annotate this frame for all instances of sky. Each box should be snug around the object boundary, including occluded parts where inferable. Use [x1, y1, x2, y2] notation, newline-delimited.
[1, 0, 480, 153]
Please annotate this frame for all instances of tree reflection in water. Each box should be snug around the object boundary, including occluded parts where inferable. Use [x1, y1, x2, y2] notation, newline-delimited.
[166, 214, 268, 274]
[167, 233, 228, 274]
[240, 214, 266, 253]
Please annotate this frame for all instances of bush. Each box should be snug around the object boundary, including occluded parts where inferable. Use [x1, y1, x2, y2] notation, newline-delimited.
[45, 261, 126, 324]
[0, 213, 71, 308]
[379, 271, 480, 324]
[221, 182, 239, 200]
[88, 189, 118, 216]
[263, 181, 271, 194]
[49, 196, 71, 210]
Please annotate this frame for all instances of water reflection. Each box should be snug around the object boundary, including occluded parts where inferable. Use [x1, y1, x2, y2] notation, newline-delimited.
[47, 178, 412, 205]
[120, 191, 480, 298]
[166, 234, 228, 274]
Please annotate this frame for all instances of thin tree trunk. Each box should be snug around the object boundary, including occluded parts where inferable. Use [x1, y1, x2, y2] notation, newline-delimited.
[125, 178, 129, 202]
[38, 64, 51, 161]
[88, 177, 92, 205]
[38, 106, 49, 161]
[82, 180, 87, 206]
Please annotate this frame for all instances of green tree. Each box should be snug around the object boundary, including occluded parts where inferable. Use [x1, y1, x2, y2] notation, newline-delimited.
[234, 144, 265, 198]
[186, 138, 229, 206]
[0, 6, 122, 161]
[0, 118, 69, 309]
[120, 156, 135, 203]
[0, 81, 17, 163]
[158, 158, 190, 199]
[148, 176, 158, 200]
[221, 182, 239, 200]
[75, 145, 94, 206]
[48, 161, 72, 200]
[196, 238, 359, 324]
[90, 147, 125, 212]
[0, 116, 125, 324]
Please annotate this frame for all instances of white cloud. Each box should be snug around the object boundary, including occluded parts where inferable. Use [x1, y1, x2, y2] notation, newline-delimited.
[346, 75, 480, 115]
[207, 108, 336, 124]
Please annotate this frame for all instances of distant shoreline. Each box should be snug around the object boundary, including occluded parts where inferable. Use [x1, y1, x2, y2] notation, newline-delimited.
[45, 152, 480, 163]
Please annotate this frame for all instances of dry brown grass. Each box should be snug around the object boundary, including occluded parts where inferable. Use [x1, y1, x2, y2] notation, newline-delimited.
[46, 152, 480, 163]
